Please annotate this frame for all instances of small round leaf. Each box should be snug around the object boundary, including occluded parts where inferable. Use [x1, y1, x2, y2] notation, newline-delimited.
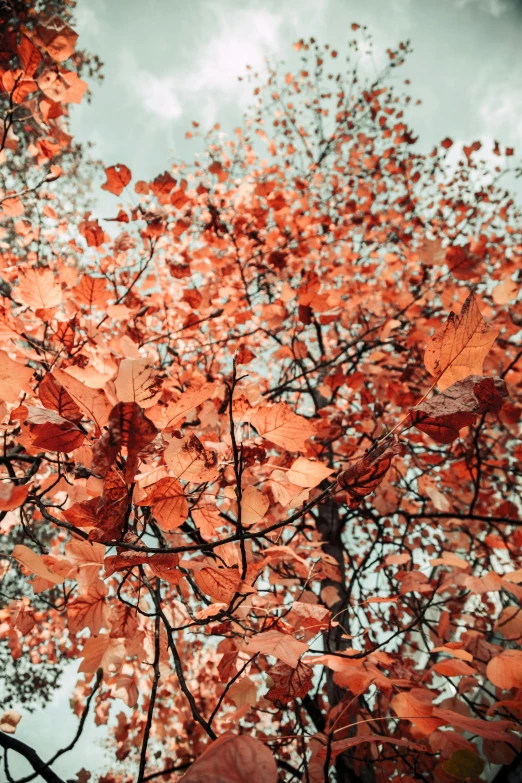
[443, 750, 485, 780]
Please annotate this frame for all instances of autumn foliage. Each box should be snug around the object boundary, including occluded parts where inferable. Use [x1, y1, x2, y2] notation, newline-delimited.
[1, 5, 522, 783]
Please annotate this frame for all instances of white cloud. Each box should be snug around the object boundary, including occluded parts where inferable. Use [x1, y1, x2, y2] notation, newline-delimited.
[122, 0, 329, 125]
[133, 72, 183, 121]
[74, 0, 104, 39]
[450, 0, 512, 15]
[477, 82, 522, 142]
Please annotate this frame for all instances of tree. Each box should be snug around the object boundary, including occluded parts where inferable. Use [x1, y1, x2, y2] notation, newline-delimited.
[0, 8, 521, 783]
[0, 0, 102, 713]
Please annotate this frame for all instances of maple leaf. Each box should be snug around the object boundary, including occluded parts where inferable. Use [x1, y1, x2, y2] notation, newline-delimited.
[73, 274, 108, 307]
[89, 470, 129, 543]
[67, 579, 109, 634]
[39, 373, 83, 422]
[78, 634, 125, 675]
[22, 405, 85, 452]
[338, 437, 403, 508]
[424, 292, 499, 390]
[265, 661, 314, 706]
[486, 650, 522, 690]
[101, 164, 132, 196]
[240, 485, 269, 526]
[287, 457, 334, 487]
[0, 482, 28, 511]
[244, 629, 309, 668]
[11, 544, 64, 586]
[251, 403, 317, 452]
[137, 476, 188, 530]
[164, 433, 219, 483]
[16, 268, 62, 310]
[114, 358, 162, 409]
[147, 382, 218, 430]
[180, 733, 277, 783]
[0, 710, 21, 734]
[0, 350, 33, 403]
[194, 566, 241, 603]
[52, 370, 112, 430]
[410, 375, 508, 443]
[92, 402, 158, 483]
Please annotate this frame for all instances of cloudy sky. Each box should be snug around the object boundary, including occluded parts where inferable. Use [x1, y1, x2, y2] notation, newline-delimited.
[8, 0, 522, 779]
[70, 0, 522, 215]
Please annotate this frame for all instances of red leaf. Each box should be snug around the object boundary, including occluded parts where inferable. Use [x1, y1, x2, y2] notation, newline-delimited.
[181, 733, 277, 783]
[265, 661, 313, 706]
[338, 436, 403, 508]
[410, 375, 508, 444]
[92, 402, 158, 484]
[101, 164, 132, 196]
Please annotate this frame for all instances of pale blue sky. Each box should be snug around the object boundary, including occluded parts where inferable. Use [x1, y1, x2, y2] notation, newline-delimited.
[70, 0, 522, 217]
[6, 0, 522, 779]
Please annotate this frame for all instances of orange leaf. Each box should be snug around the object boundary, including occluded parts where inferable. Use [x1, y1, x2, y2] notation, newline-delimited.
[0, 710, 21, 734]
[244, 630, 309, 668]
[424, 292, 498, 391]
[16, 268, 62, 309]
[240, 485, 269, 527]
[486, 649, 522, 690]
[192, 503, 222, 539]
[2, 196, 24, 218]
[410, 375, 508, 444]
[67, 579, 109, 634]
[53, 369, 111, 429]
[114, 358, 162, 409]
[251, 403, 316, 453]
[78, 634, 125, 675]
[108, 674, 138, 707]
[23, 405, 84, 452]
[431, 659, 476, 677]
[101, 164, 132, 196]
[492, 277, 519, 305]
[18, 36, 42, 77]
[39, 373, 83, 423]
[0, 482, 28, 511]
[79, 218, 105, 247]
[195, 566, 241, 603]
[89, 470, 129, 543]
[265, 661, 313, 706]
[147, 382, 217, 430]
[12, 544, 64, 585]
[137, 476, 188, 531]
[338, 437, 402, 508]
[164, 433, 219, 483]
[0, 350, 33, 403]
[92, 402, 157, 483]
[180, 733, 277, 783]
[73, 274, 108, 307]
[35, 16, 79, 62]
[287, 457, 333, 488]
